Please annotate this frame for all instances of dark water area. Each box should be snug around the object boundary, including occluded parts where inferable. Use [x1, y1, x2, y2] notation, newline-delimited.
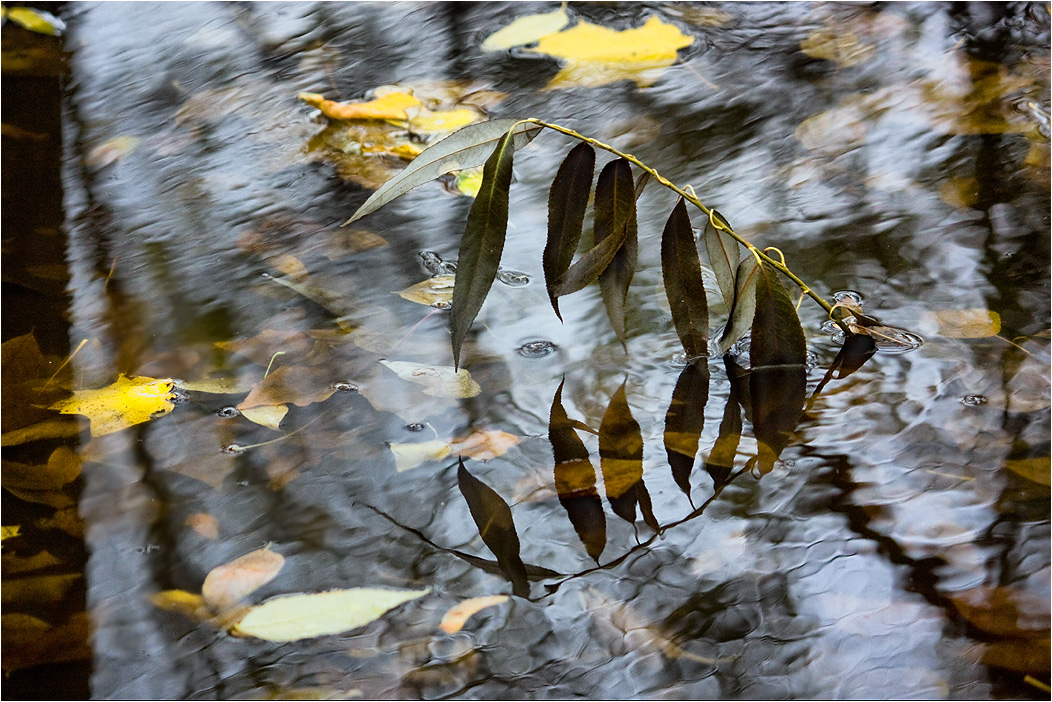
[2, 2, 1049, 699]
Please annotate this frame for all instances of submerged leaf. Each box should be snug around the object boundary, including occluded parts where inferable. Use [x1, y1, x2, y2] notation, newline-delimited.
[232, 587, 430, 642]
[237, 365, 338, 410]
[450, 429, 521, 461]
[389, 440, 452, 472]
[526, 17, 695, 89]
[595, 158, 638, 346]
[379, 360, 481, 398]
[661, 199, 709, 359]
[450, 129, 516, 368]
[49, 375, 178, 437]
[703, 358, 745, 488]
[481, 5, 570, 50]
[202, 547, 286, 612]
[663, 362, 709, 497]
[702, 210, 739, 310]
[1003, 457, 1051, 487]
[458, 460, 529, 597]
[550, 379, 606, 561]
[544, 142, 596, 320]
[344, 119, 540, 225]
[438, 595, 510, 633]
[929, 308, 1001, 338]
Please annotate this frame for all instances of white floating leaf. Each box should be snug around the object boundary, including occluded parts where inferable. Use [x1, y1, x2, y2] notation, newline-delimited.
[232, 587, 430, 642]
[380, 360, 481, 398]
[481, 5, 569, 51]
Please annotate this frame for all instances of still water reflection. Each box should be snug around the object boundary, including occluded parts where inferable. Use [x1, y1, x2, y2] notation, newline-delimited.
[3, 2, 1049, 699]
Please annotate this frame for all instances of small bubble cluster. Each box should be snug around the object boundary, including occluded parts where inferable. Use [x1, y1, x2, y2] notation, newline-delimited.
[961, 395, 988, 406]
[331, 381, 358, 392]
[497, 269, 530, 287]
[517, 340, 555, 358]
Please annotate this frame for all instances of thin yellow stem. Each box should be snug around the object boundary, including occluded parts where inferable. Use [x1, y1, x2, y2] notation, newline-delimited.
[520, 118, 851, 333]
[44, 339, 87, 389]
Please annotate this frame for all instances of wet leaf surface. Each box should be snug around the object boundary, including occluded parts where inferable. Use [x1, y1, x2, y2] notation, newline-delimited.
[544, 142, 595, 320]
[594, 158, 638, 346]
[703, 210, 740, 311]
[48, 375, 178, 437]
[450, 130, 516, 368]
[438, 595, 509, 633]
[379, 360, 481, 398]
[718, 256, 760, 354]
[481, 5, 569, 51]
[599, 382, 653, 527]
[201, 547, 286, 613]
[661, 199, 709, 359]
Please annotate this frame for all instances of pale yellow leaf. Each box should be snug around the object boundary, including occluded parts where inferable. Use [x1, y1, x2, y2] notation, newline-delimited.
[232, 587, 430, 642]
[86, 136, 140, 167]
[5, 6, 64, 35]
[526, 16, 694, 89]
[396, 274, 455, 308]
[481, 5, 570, 51]
[202, 547, 286, 612]
[177, 377, 253, 394]
[379, 360, 481, 398]
[438, 595, 509, 633]
[240, 405, 288, 431]
[930, 308, 1001, 338]
[456, 168, 484, 198]
[405, 106, 483, 134]
[389, 440, 452, 472]
[298, 91, 421, 121]
[49, 375, 178, 436]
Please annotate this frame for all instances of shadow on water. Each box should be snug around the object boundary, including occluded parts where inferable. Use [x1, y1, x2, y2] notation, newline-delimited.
[2, 2, 1050, 699]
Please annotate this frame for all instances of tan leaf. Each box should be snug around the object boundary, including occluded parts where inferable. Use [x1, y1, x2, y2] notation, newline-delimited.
[238, 365, 338, 410]
[396, 274, 455, 307]
[449, 429, 520, 461]
[185, 513, 220, 540]
[379, 360, 481, 398]
[929, 308, 1001, 338]
[202, 547, 286, 612]
[800, 24, 875, 67]
[439, 595, 509, 633]
[240, 404, 288, 431]
[389, 440, 452, 472]
[2, 446, 82, 491]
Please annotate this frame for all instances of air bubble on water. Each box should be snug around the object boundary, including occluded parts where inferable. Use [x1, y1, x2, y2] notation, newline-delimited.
[805, 351, 819, 372]
[497, 269, 530, 287]
[221, 443, 246, 454]
[406, 423, 425, 432]
[670, 352, 690, 368]
[331, 381, 358, 392]
[961, 395, 987, 406]
[217, 406, 240, 418]
[517, 340, 555, 358]
[832, 289, 865, 305]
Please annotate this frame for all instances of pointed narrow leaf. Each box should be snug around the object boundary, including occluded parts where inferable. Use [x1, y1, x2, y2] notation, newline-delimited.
[703, 358, 745, 488]
[550, 379, 606, 561]
[450, 130, 517, 368]
[663, 362, 710, 496]
[599, 381, 644, 524]
[457, 459, 529, 597]
[596, 159, 638, 346]
[661, 199, 709, 359]
[343, 119, 541, 225]
[748, 264, 807, 474]
[750, 262, 807, 370]
[634, 171, 651, 200]
[550, 231, 626, 296]
[703, 209, 740, 310]
[545, 142, 595, 320]
[718, 256, 760, 353]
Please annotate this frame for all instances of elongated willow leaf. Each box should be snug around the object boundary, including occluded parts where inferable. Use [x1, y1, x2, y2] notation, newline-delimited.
[661, 199, 709, 359]
[663, 361, 709, 498]
[717, 255, 760, 354]
[544, 142, 595, 320]
[549, 379, 605, 562]
[703, 358, 745, 489]
[599, 381, 652, 527]
[550, 230, 626, 296]
[343, 119, 541, 225]
[450, 130, 516, 369]
[457, 459, 530, 597]
[703, 209, 740, 311]
[749, 263, 807, 475]
[596, 159, 638, 346]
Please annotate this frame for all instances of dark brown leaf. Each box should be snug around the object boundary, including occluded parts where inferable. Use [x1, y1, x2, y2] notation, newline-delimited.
[457, 459, 529, 597]
[550, 379, 606, 561]
[664, 362, 709, 498]
[544, 142, 595, 320]
[599, 381, 645, 524]
[661, 199, 709, 359]
[703, 209, 739, 310]
[596, 159, 638, 346]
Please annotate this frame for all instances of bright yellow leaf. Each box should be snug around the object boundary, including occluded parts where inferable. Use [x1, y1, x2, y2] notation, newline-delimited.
[298, 91, 421, 121]
[456, 168, 484, 198]
[48, 374, 178, 437]
[526, 16, 694, 89]
[5, 6, 64, 36]
[481, 5, 569, 51]
[1, 525, 21, 542]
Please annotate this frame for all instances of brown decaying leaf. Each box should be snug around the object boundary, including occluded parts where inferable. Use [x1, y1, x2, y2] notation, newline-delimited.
[185, 513, 220, 540]
[397, 274, 455, 308]
[201, 547, 286, 612]
[438, 595, 510, 633]
[237, 365, 338, 410]
[1, 612, 91, 675]
[2, 446, 82, 491]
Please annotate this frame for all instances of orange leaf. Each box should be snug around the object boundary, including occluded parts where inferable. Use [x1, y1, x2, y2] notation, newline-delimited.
[201, 547, 285, 612]
[438, 595, 509, 633]
[449, 429, 520, 461]
[298, 90, 421, 121]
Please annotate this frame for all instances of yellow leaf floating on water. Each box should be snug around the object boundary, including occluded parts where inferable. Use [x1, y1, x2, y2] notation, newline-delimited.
[481, 4, 570, 51]
[1, 526, 21, 542]
[404, 106, 484, 135]
[450, 429, 520, 461]
[929, 308, 1001, 338]
[389, 439, 452, 472]
[397, 274, 455, 308]
[232, 587, 430, 642]
[202, 547, 286, 612]
[239, 404, 288, 431]
[298, 90, 421, 121]
[49, 374, 178, 437]
[439, 595, 509, 633]
[526, 16, 695, 89]
[4, 5, 65, 36]
[379, 360, 481, 398]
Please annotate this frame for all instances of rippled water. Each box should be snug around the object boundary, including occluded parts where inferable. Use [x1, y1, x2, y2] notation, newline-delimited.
[3, 2, 1049, 699]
